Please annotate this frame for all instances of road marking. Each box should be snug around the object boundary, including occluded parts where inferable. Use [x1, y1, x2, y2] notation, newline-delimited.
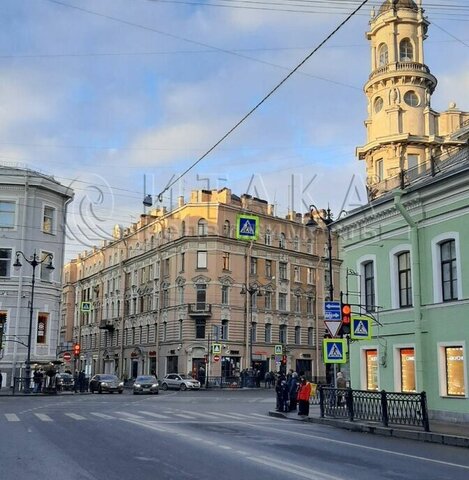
[179, 411, 213, 419]
[249, 423, 469, 471]
[206, 411, 243, 419]
[138, 411, 169, 419]
[114, 411, 144, 419]
[90, 412, 115, 420]
[5, 414, 20, 422]
[219, 445, 232, 450]
[65, 413, 86, 420]
[250, 413, 268, 418]
[35, 413, 53, 422]
[173, 413, 193, 419]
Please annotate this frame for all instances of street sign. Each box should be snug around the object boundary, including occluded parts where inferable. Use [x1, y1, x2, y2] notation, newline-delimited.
[212, 343, 222, 355]
[274, 344, 283, 355]
[63, 352, 72, 361]
[213, 355, 220, 362]
[235, 214, 259, 241]
[351, 316, 372, 340]
[324, 301, 342, 320]
[323, 339, 347, 364]
[324, 321, 342, 338]
[81, 301, 92, 312]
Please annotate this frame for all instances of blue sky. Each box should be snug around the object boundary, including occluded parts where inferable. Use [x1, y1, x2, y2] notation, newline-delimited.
[1, 0, 468, 259]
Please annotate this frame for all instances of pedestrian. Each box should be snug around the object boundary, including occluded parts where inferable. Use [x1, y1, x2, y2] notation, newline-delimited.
[73, 371, 79, 393]
[297, 377, 312, 416]
[288, 372, 299, 411]
[336, 372, 347, 406]
[78, 370, 86, 392]
[280, 380, 289, 412]
[269, 371, 276, 388]
[256, 369, 262, 388]
[198, 365, 206, 385]
[264, 371, 270, 389]
[275, 374, 286, 411]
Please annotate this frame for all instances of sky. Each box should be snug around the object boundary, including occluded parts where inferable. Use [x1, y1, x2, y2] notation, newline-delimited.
[1, 0, 468, 260]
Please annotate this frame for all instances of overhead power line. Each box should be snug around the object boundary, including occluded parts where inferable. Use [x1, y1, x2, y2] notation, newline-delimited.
[156, 0, 371, 200]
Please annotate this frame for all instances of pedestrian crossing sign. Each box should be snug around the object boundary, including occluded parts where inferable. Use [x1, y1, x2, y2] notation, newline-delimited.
[212, 343, 222, 355]
[351, 316, 372, 340]
[236, 214, 259, 241]
[323, 339, 347, 364]
[81, 301, 92, 312]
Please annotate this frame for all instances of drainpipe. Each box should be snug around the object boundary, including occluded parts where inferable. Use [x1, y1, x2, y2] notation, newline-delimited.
[393, 190, 424, 391]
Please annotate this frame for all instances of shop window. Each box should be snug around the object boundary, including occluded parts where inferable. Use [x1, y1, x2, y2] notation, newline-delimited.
[443, 346, 465, 397]
[37, 313, 49, 344]
[365, 349, 379, 391]
[400, 348, 416, 392]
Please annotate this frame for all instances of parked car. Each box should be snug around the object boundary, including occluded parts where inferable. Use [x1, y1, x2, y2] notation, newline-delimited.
[133, 375, 159, 395]
[89, 374, 124, 394]
[56, 373, 74, 392]
[160, 374, 201, 391]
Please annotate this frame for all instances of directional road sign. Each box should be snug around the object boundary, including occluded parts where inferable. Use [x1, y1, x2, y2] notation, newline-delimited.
[350, 316, 372, 340]
[323, 339, 347, 364]
[236, 214, 259, 241]
[324, 301, 342, 321]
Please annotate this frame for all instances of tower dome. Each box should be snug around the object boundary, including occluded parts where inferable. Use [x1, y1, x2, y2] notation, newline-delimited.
[378, 0, 418, 15]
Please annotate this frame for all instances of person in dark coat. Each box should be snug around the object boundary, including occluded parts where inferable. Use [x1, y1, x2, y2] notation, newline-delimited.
[78, 370, 86, 392]
[280, 380, 289, 412]
[288, 372, 299, 411]
[275, 374, 286, 411]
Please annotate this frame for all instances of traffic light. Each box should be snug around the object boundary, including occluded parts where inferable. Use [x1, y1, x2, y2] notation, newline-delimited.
[73, 343, 80, 357]
[341, 303, 351, 336]
[281, 355, 287, 365]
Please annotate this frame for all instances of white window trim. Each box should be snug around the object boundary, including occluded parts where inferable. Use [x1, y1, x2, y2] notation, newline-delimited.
[42, 204, 57, 235]
[0, 198, 18, 230]
[431, 232, 462, 303]
[360, 345, 380, 391]
[389, 244, 413, 309]
[356, 254, 378, 311]
[392, 343, 416, 392]
[437, 341, 467, 398]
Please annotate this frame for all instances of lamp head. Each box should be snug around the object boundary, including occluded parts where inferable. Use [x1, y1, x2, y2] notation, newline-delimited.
[13, 256, 22, 268]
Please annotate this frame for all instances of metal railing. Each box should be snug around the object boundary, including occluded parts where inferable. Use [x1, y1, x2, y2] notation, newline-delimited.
[206, 376, 241, 389]
[319, 387, 430, 431]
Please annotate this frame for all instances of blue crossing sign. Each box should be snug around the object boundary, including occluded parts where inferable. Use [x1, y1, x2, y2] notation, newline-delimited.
[323, 339, 347, 364]
[324, 301, 342, 320]
[236, 214, 259, 241]
[351, 316, 372, 340]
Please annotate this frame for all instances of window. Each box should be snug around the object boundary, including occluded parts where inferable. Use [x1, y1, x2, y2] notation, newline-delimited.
[404, 91, 419, 107]
[293, 266, 300, 282]
[40, 252, 53, 282]
[399, 38, 413, 62]
[400, 348, 416, 393]
[264, 323, 271, 343]
[407, 154, 421, 180]
[251, 292, 258, 309]
[293, 236, 299, 251]
[198, 219, 208, 236]
[178, 285, 184, 305]
[376, 158, 384, 182]
[180, 252, 185, 272]
[378, 43, 388, 67]
[42, 206, 55, 234]
[163, 322, 167, 341]
[306, 297, 313, 314]
[162, 288, 169, 308]
[221, 319, 228, 340]
[398, 252, 412, 307]
[0, 249, 12, 277]
[295, 326, 301, 344]
[294, 294, 301, 313]
[307, 267, 314, 285]
[441, 240, 457, 301]
[265, 229, 271, 246]
[306, 239, 313, 254]
[265, 259, 272, 278]
[279, 325, 287, 344]
[196, 284, 207, 310]
[365, 349, 379, 391]
[179, 319, 183, 340]
[221, 285, 229, 305]
[278, 293, 287, 311]
[307, 327, 314, 346]
[443, 346, 465, 396]
[264, 291, 272, 310]
[374, 97, 383, 113]
[37, 313, 48, 344]
[250, 257, 257, 275]
[279, 233, 286, 249]
[197, 251, 207, 269]
[279, 262, 288, 281]
[0, 201, 15, 228]
[363, 261, 375, 312]
[223, 220, 230, 237]
[222, 252, 230, 271]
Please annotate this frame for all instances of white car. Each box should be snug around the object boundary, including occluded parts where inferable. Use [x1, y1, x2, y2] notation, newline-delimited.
[161, 374, 201, 391]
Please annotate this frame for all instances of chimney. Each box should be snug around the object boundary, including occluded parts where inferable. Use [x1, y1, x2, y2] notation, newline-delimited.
[178, 196, 185, 208]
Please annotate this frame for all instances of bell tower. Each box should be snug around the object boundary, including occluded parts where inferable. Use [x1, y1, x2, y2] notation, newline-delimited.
[357, 0, 438, 198]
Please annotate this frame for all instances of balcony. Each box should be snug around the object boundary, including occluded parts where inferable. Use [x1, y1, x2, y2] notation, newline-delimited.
[99, 320, 115, 331]
[188, 303, 212, 318]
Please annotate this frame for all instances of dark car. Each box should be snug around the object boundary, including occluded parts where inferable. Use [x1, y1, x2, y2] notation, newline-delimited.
[89, 374, 124, 394]
[56, 373, 74, 391]
[133, 375, 159, 395]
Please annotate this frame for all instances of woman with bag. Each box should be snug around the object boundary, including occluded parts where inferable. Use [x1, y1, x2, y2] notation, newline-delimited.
[297, 377, 312, 416]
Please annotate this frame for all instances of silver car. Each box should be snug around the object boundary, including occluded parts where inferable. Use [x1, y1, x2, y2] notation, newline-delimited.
[133, 375, 159, 395]
[161, 374, 201, 391]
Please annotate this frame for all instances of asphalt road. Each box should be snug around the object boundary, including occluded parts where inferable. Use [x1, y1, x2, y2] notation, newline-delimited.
[1, 389, 468, 480]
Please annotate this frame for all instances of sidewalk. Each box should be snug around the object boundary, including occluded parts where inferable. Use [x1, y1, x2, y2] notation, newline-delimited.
[269, 405, 469, 449]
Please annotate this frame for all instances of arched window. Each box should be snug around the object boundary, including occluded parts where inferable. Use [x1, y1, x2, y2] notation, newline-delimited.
[404, 90, 419, 107]
[378, 43, 388, 67]
[399, 38, 413, 62]
[198, 219, 208, 236]
[279, 233, 286, 249]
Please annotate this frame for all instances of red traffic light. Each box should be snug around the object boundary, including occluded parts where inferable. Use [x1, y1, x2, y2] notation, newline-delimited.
[341, 303, 351, 325]
[73, 343, 81, 357]
[281, 355, 287, 365]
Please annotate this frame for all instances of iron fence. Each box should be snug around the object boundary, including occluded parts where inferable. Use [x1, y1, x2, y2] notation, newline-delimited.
[206, 376, 241, 389]
[319, 386, 430, 431]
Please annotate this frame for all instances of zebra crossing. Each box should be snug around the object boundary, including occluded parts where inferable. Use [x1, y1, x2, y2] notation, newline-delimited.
[1, 409, 273, 424]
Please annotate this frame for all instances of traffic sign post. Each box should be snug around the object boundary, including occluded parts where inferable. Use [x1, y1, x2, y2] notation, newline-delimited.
[350, 316, 372, 340]
[323, 339, 347, 364]
[324, 301, 342, 320]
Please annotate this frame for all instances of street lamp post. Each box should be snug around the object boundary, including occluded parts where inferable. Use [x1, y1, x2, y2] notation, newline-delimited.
[240, 284, 262, 377]
[14, 251, 54, 394]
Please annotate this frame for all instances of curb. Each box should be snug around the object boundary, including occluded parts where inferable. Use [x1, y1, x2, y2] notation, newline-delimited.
[269, 411, 469, 449]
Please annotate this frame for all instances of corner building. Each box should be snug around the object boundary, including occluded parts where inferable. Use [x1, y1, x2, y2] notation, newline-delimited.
[64, 189, 336, 383]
